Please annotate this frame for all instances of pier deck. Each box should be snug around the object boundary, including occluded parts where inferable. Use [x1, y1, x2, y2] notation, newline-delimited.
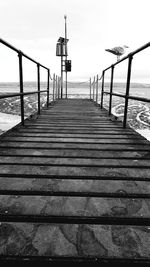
[0, 98, 150, 265]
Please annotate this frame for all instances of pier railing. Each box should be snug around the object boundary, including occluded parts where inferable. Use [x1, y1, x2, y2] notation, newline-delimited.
[0, 38, 60, 126]
[90, 42, 150, 128]
[1, 38, 150, 129]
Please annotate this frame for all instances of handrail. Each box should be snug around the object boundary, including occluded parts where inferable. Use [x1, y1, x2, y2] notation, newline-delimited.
[0, 38, 49, 70]
[90, 42, 150, 128]
[0, 38, 60, 126]
[104, 91, 150, 103]
[0, 90, 48, 100]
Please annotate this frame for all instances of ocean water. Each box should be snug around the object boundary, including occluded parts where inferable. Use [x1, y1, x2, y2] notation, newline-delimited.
[0, 81, 150, 140]
[102, 83, 150, 130]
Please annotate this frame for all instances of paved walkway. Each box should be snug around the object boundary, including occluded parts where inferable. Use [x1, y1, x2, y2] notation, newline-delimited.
[0, 99, 150, 264]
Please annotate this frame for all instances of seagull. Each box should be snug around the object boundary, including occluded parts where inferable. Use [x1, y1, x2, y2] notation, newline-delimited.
[105, 45, 129, 62]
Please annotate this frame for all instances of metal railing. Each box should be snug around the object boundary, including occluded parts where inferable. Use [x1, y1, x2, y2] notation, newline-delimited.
[0, 38, 60, 126]
[90, 42, 150, 128]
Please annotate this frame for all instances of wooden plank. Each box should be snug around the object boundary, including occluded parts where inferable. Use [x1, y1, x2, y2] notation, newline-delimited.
[2, 137, 148, 144]
[0, 142, 149, 150]
[0, 98, 150, 260]
[0, 156, 149, 167]
[0, 148, 147, 158]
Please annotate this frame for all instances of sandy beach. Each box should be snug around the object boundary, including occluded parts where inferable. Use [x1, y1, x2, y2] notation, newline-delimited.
[0, 112, 21, 133]
[136, 129, 150, 141]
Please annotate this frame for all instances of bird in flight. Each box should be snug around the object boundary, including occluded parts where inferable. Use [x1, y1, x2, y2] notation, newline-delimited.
[105, 45, 129, 61]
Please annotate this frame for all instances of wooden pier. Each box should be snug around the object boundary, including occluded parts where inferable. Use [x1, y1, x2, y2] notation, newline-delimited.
[0, 98, 150, 265]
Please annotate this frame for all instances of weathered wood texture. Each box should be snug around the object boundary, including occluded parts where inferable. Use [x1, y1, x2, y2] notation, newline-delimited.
[0, 99, 150, 265]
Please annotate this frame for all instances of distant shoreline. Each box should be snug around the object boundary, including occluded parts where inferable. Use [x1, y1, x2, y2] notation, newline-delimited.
[0, 81, 150, 89]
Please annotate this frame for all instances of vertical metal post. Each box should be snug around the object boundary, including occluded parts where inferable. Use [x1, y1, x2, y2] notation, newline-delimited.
[64, 15, 67, 99]
[93, 76, 95, 101]
[109, 65, 114, 115]
[53, 73, 55, 102]
[37, 64, 40, 115]
[90, 78, 91, 100]
[123, 54, 133, 128]
[101, 71, 105, 109]
[47, 69, 50, 107]
[55, 75, 58, 99]
[61, 53, 63, 98]
[58, 76, 60, 99]
[96, 74, 98, 104]
[57, 76, 59, 99]
[57, 75, 59, 99]
[18, 52, 24, 125]
[59, 77, 61, 99]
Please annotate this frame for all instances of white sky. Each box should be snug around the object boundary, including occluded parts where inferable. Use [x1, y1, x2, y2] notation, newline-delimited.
[0, 0, 150, 82]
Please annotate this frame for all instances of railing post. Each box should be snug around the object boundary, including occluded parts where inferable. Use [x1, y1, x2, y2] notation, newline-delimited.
[90, 78, 91, 100]
[109, 65, 114, 115]
[123, 54, 133, 128]
[57, 76, 58, 100]
[37, 64, 40, 115]
[93, 76, 95, 101]
[57, 76, 60, 99]
[56, 75, 58, 99]
[47, 69, 50, 107]
[101, 71, 105, 109]
[53, 73, 55, 102]
[18, 52, 24, 125]
[96, 74, 98, 104]
[59, 77, 61, 98]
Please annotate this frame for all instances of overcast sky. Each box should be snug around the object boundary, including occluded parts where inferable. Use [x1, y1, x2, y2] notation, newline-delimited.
[0, 0, 150, 82]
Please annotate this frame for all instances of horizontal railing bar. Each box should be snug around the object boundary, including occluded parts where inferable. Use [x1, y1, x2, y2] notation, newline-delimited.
[128, 95, 150, 103]
[0, 190, 149, 198]
[131, 41, 150, 56]
[0, 38, 19, 53]
[103, 91, 150, 103]
[0, 90, 48, 99]
[0, 214, 150, 225]
[103, 91, 125, 98]
[22, 52, 49, 70]
[22, 52, 40, 66]
[0, 38, 49, 70]
[103, 66, 112, 72]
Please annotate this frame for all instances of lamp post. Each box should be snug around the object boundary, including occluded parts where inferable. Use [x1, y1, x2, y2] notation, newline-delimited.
[61, 42, 63, 98]
[64, 15, 67, 98]
[56, 16, 71, 99]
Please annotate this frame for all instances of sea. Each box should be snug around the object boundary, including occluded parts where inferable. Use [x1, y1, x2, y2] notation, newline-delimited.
[0, 81, 150, 140]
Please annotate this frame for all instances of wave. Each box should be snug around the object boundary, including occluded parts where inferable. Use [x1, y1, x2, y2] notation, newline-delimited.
[112, 103, 150, 141]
